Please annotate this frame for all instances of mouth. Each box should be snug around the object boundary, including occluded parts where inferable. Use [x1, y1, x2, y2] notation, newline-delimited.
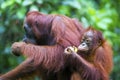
[78, 44, 89, 52]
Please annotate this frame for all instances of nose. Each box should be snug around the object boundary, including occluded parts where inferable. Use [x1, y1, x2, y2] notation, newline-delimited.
[81, 43, 86, 46]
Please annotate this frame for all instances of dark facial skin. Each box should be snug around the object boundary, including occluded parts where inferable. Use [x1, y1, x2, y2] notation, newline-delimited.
[78, 30, 102, 53]
[78, 30, 93, 51]
[23, 23, 37, 44]
[22, 23, 56, 46]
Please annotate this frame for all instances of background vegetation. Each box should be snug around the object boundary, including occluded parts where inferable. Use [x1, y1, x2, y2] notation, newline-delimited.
[0, 0, 120, 80]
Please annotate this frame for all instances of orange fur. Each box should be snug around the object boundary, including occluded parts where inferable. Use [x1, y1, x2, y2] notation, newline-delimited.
[66, 28, 113, 80]
[0, 11, 113, 80]
[0, 11, 84, 80]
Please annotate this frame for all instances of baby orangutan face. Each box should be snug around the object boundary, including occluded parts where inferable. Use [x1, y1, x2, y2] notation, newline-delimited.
[78, 30, 95, 52]
[64, 29, 103, 54]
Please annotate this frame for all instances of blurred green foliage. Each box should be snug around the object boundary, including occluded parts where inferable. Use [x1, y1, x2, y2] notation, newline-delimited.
[0, 0, 120, 80]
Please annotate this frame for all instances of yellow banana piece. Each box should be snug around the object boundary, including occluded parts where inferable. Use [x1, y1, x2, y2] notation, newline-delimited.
[72, 46, 78, 53]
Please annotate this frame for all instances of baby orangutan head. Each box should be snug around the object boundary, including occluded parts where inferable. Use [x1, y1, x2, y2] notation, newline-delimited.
[64, 27, 104, 54]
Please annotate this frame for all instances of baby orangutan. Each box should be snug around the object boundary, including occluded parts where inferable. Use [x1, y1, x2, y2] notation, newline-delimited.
[65, 27, 104, 58]
[64, 27, 113, 80]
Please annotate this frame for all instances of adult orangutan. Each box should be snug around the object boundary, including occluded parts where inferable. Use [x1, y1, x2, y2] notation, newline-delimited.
[0, 11, 84, 80]
[0, 11, 113, 80]
[64, 27, 113, 80]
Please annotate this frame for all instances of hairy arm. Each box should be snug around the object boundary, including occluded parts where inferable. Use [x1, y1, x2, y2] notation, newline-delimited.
[68, 53, 109, 80]
[11, 42, 64, 68]
[0, 42, 64, 80]
[0, 58, 35, 80]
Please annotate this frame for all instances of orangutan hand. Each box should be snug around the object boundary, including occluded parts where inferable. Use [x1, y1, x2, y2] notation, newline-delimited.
[11, 42, 26, 56]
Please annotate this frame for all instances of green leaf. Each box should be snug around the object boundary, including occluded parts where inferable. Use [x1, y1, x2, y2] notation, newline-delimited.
[4, 46, 11, 54]
[0, 26, 5, 34]
[22, 0, 34, 6]
[16, 8, 26, 19]
[15, 0, 22, 4]
[97, 21, 108, 30]
[88, 7, 96, 15]
[1, 0, 15, 9]
[30, 5, 39, 11]
[104, 31, 118, 38]
[58, 6, 70, 15]
[36, 0, 43, 4]
[101, 18, 112, 24]
[63, 0, 81, 9]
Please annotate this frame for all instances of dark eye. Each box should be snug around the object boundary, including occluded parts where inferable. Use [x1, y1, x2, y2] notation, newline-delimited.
[86, 39, 90, 43]
[81, 37, 85, 42]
